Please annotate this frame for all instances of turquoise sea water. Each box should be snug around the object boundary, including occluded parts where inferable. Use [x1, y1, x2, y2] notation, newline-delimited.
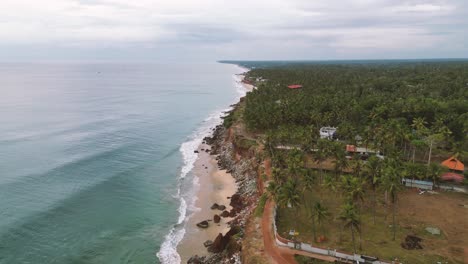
[0, 62, 244, 264]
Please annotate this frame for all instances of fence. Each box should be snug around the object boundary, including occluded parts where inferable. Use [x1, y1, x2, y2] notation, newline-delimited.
[271, 205, 397, 264]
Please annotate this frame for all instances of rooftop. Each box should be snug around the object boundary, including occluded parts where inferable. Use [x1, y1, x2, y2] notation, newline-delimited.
[287, 84, 302, 89]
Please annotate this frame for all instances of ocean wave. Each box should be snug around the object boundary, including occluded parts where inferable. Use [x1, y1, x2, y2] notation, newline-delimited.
[157, 66, 248, 264]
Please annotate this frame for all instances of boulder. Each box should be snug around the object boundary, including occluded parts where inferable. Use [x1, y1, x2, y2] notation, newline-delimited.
[210, 203, 219, 210]
[226, 237, 242, 257]
[208, 233, 224, 253]
[196, 220, 209, 229]
[194, 150, 199, 153]
[218, 205, 226, 211]
[187, 255, 205, 264]
[203, 240, 213, 248]
[208, 226, 241, 253]
[221, 210, 230, 217]
[401, 235, 423, 250]
[229, 209, 237, 217]
[230, 194, 243, 213]
[213, 214, 221, 223]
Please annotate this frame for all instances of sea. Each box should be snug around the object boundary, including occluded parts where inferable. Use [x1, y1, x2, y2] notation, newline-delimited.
[0, 62, 246, 264]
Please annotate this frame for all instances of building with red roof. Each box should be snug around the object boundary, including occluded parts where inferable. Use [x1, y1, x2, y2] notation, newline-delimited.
[287, 84, 302, 89]
[440, 156, 464, 183]
[441, 156, 464, 172]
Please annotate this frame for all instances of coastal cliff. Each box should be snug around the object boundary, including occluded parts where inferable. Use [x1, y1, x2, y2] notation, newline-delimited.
[187, 99, 266, 264]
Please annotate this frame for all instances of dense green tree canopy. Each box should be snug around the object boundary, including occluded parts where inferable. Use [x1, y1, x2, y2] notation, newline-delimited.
[241, 62, 468, 156]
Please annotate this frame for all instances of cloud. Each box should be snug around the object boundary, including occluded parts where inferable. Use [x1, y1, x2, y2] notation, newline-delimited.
[0, 0, 467, 60]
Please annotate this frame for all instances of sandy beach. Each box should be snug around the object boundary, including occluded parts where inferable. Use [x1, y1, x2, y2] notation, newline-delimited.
[177, 74, 253, 263]
[177, 142, 238, 263]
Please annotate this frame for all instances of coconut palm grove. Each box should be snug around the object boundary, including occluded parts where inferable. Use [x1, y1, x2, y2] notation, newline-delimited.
[221, 60, 468, 263]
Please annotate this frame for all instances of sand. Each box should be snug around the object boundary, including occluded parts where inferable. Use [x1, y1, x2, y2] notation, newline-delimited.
[177, 143, 237, 263]
[177, 73, 251, 263]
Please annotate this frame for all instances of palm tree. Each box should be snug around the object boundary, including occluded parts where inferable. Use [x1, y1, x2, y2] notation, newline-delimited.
[278, 178, 302, 239]
[426, 163, 446, 187]
[306, 200, 317, 242]
[332, 142, 348, 178]
[314, 202, 330, 236]
[339, 203, 360, 253]
[300, 125, 317, 154]
[427, 119, 452, 165]
[302, 170, 316, 193]
[340, 175, 365, 206]
[286, 149, 304, 178]
[315, 139, 330, 183]
[341, 175, 365, 250]
[382, 161, 402, 241]
[278, 178, 301, 209]
[272, 167, 285, 185]
[411, 117, 428, 136]
[364, 156, 382, 224]
[266, 181, 280, 202]
[323, 174, 337, 193]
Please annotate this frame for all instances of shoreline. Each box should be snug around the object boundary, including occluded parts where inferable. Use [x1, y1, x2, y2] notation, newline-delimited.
[177, 143, 238, 263]
[175, 67, 253, 263]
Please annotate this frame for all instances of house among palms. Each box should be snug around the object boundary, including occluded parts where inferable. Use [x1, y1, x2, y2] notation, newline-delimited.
[440, 156, 465, 183]
[319, 127, 337, 139]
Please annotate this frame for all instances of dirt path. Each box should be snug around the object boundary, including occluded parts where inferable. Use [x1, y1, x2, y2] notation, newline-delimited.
[262, 199, 296, 264]
[262, 198, 336, 263]
[261, 159, 336, 263]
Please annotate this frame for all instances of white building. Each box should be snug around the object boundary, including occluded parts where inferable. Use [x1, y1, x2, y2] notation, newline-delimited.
[319, 127, 337, 139]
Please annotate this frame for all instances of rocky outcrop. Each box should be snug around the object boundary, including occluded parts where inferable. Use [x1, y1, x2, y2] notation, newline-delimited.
[187, 255, 205, 264]
[203, 240, 214, 248]
[213, 214, 221, 223]
[210, 203, 226, 211]
[188, 102, 260, 264]
[208, 226, 241, 253]
[196, 220, 209, 229]
[220, 210, 230, 217]
[208, 233, 224, 253]
[229, 194, 243, 214]
[401, 235, 423, 250]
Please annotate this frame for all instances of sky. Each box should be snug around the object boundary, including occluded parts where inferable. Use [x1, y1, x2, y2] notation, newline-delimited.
[1, 0, 467, 61]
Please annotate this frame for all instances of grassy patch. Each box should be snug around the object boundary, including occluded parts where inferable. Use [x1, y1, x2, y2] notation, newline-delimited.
[255, 193, 268, 217]
[222, 101, 245, 128]
[235, 136, 258, 150]
[275, 179, 465, 264]
[222, 112, 235, 128]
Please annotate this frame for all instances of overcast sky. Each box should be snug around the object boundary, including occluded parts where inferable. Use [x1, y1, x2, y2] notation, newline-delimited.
[1, 0, 467, 61]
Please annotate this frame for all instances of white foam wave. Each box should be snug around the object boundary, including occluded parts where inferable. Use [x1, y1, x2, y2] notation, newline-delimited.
[157, 65, 249, 264]
[157, 226, 185, 264]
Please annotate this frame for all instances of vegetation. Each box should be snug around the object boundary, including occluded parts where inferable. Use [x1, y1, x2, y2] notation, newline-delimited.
[223, 61, 468, 263]
[243, 62, 468, 160]
[255, 193, 268, 217]
[294, 255, 331, 264]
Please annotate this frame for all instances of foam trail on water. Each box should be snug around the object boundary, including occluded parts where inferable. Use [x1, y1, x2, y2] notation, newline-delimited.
[157, 66, 249, 264]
